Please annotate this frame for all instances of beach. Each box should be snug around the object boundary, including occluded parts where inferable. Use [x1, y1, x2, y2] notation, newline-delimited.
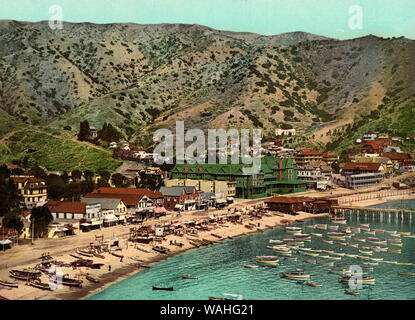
[1, 188, 414, 300]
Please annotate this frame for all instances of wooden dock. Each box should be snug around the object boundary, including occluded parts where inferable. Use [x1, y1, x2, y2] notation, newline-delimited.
[333, 206, 415, 214]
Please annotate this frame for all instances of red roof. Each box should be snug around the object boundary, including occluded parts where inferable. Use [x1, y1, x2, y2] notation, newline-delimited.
[7, 163, 19, 169]
[362, 139, 393, 151]
[342, 162, 382, 171]
[92, 187, 163, 199]
[383, 152, 412, 161]
[12, 176, 45, 184]
[322, 152, 338, 158]
[50, 202, 87, 214]
[297, 149, 322, 156]
[84, 193, 142, 206]
[265, 197, 314, 204]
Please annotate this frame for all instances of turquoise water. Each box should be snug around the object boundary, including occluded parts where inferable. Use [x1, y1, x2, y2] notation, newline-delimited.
[89, 200, 415, 300]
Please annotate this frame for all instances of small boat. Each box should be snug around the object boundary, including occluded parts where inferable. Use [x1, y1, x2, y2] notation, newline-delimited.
[256, 259, 279, 266]
[0, 280, 18, 288]
[332, 252, 346, 257]
[387, 249, 402, 254]
[256, 255, 278, 259]
[111, 252, 124, 259]
[286, 227, 302, 233]
[244, 265, 259, 269]
[354, 238, 366, 242]
[50, 276, 83, 288]
[327, 256, 342, 261]
[333, 220, 347, 225]
[399, 232, 411, 236]
[306, 281, 322, 287]
[345, 289, 360, 296]
[269, 239, 283, 244]
[345, 254, 358, 259]
[328, 235, 346, 241]
[152, 246, 170, 254]
[358, 256, 370, 261]
[152, 286, 174, 291]
[76, 249, 93, 258]
[314, 224, 327, 230]
[347, 243, 359, 248]
[390, 243, 403, 247]
[29, 279, 52, 291]
[398, 272, 415, 276]
[367, 237, 379, 241]
[364, 231, 376, 235]
[136, 246, 151, 253]
[93, 253, 105, 259]
[339, 276, 375, 285]
[302, 252, 319, 257]
[328, 225, 339, 231]
[381, 260, 397, 264]
[211, 233, 222, 239]
[316, 261, 334, 266]
[303, 260, 316, 264]
[322, 250, 334, 254]
[364, 262, 379, 266]
[322, 240, 334, 244]
[403, 234, 415, 238]
[311, 233, 323, 237]
[359, 250, 373, 256]
[9, 270, 41, 281]
[337, 264, 352, 268]
[208, 297, 227, 300]
[182, 275, 198, 279]
[362, 266, 374, 271]
[86, 275, 100, 283]
[285, 257, 298, 261]
[359, 224, 370, 227]
[281, 270, 310, 280]
[385, 230, 398, 235]
[396, 262, 412, 266]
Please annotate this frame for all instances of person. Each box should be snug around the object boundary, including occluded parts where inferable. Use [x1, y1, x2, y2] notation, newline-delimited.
[120, 257, 123, 262]
[109, 265, 111, 272]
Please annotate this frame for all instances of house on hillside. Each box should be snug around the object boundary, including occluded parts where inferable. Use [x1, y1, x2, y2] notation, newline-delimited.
[12, 176, 48, 209]
[341, 162, 385, 189]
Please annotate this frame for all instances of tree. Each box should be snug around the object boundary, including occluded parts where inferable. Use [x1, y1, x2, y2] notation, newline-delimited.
[0, 165, 22, 217]
[83, 170, 94, 181]
[99, 122, 122, 142]
[80, 180, 95, 195]
[29, 166, 47, 179]
[64, 183, 81, 201]
[30, 206, 53, 239]
[71, 170, 82, 182]
[98, 170, 111, 182]
[111, 173, 126, 188]
[45, 174, 65, 200]
[77, 120, 91, 141]
[61, 171, 70, 184]
[3, 208, 24, 235]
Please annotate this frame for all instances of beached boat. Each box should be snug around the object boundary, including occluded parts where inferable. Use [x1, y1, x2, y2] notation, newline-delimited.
[50, 276, 83, 288]
[93, 253, 105, 259]
[0, 280, 18, 288]
[152, 246, 170, 254]
[86, 275, 100, 283]
[111, 252, 124, 259]
[280, 270, 310, 281]
[345, 289, 360, 295]
[76, 249, 94, 258]
[182, 275, 198, 279]
[152, 286, 174, 291]
[29, 279, 52, 291]
[306, 281, 322, 287]
[9, 270, 41, 281]
[211, 233, 222, 239]
[256, 259, 279, 266]
[397, 272, 415, 276]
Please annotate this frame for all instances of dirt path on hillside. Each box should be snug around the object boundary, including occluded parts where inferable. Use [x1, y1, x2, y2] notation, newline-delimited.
[70, 136, 112, 154]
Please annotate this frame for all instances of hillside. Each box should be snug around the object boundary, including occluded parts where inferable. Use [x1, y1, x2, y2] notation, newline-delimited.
[0, 21, 414, 170]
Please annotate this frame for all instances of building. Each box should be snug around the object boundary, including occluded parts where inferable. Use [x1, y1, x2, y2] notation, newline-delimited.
[297, 165, 329, 190]
[170, 156, 306, 199]
[82, 198, 127, 224]
[383, 152, 413, 167]
[321, 152, 339, 166]
[360, 138, 393, 155]
[362, 132, 377, 141]
[354, 156, 394, 175]
[275, 128, 296, 137]
[341, 162, 385, 189]
[295, 149, 322, 167]
[89, 127, 98, 140]
[12, 176, 48, 209]
[165, 179, 236, 200]
[160, 186, 199, 211]
[264, 196, 337, 214]
[48, 201, 102, 221]
[84, 187, 164, 218]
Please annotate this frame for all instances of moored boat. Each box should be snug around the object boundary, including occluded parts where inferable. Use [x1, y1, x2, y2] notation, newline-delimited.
[396, 262, 412, 266]
[303, 260, 316, 264]
[244, 264, 259, 269]
[152, 286, 174, 291]
[339, 276, 375, 285]
[322, 240, 334, 244]
[306, 281, 322, 287]
[387, 249, 402, 254]
[345, 289, 360, 295]
[182, 275, 198, 279]
[256, 259, 279, 266]
[397, 272, 415, 276]
[280, 270, 310, 280]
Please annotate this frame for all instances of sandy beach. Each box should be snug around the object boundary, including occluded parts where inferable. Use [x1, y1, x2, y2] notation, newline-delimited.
[1, 188, 413, 300]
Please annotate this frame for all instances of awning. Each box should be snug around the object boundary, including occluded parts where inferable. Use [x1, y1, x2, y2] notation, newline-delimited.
[0, 239, 12, 245]
[175, 204, 183, 209]
[104, 214, 118, 223]
[80, 223, 91, 227]
[91, 221, 103, 226]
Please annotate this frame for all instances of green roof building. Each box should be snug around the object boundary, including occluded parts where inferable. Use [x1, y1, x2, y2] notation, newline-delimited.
[170, 156, 306, 199]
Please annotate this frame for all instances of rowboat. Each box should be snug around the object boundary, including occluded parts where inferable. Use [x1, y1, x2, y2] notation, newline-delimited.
[306, 281, 322, 287]
[322, 240, 334, 244]
[372, 246, 388, 252]
[274, 251, 292, 256]
[399, 232, 411, 236]
[328, 235, 346, 240]
[269, 239, 283, 244]
[152, 246, 170, 254]
[337, 264, 352, 268]
[369, 241, 387, 246]
[9, 270, 41, 281]
[244, 264, 259, 269]
[345, 289, 360, 295]
[397, 272, 415, 276]
[354, 238, 366, 242]
[211, 233, 222, 239]
[333, 220, 347, 225]
[293, 233, 310, 238]
[322, 250, 334, 254]
[358, 256, 370, 261]
[272, 246, 290, 251]
[316, 261, 334, 266]
[347, 243, 359, 248]
[327, 256, 342, 261]
[339, 276, 375, 285]
[338, 242, 348, 246]
[387, 238, 402, 242]
[281, 270, 310, 281]
[332, 252, 346, 257]
[302, 252, 319, 257]
[152, 286, 174, 291]
[76, 249, 93, 258]
[387, 249, 402, 254]
[359, 250, 373, 256]
[367, 237, 379, 241]
[256, 259, 279, 266]
[256, 255, 278, 259]
[182, 275, 198, 279]
[314, 224, 327, 230]
[370, 258, 383, 262]
[364, 231, 376, 235]
[285, 257, 298, 261]
[396, 262, 412, 266]
[86, 275, 100, 283]
[29, 279, 52, 291]
[328, 225, 339, 231]
[303, 260, 316, 264]
[111, 252, 124, 258]
[390, 243, 403, 247]
[136, 246, 151, 253]
[50, 276, 83, 288]
[403, 235, 415, 238]
[345, 254, 358, 258]
[93, 253, 105, 259]
[286, 227, 302, 233]
[359, 224, 370, 227]
[0, 280, 18, 288]
[319, 255, 331, 259]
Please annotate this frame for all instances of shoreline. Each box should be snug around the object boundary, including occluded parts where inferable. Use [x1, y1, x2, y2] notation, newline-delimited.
[1, 193, 414, 300]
